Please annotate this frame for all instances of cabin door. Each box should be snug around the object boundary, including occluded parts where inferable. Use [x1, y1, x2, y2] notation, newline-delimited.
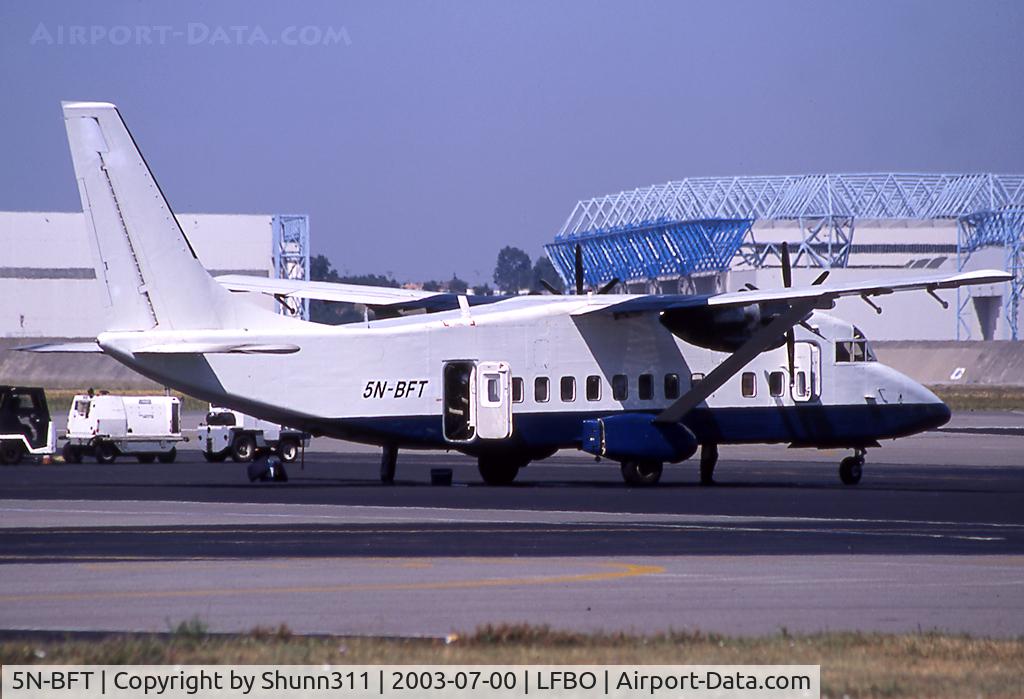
[442, 360, 513, 443]
[791, 342, 820, 402]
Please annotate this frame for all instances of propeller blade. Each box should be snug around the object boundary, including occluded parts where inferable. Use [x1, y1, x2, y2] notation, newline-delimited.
[574, 244, 585, 295]
[812, 270, 830, 286]
[786, 329, 796, 388]
[596, 278, 620, 295]
[539, 279, 562, 295]
[780, 242, 793, 289]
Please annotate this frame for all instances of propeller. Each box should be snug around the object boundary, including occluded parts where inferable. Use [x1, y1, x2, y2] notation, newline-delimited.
[537, 245, 618, 296]
[575, 244, 585, 295]
[780, 242, 796, 387]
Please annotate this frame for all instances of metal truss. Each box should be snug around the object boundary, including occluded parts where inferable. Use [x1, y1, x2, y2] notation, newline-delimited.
[271, 214, 310, 320]
[556, 174, 1024, 271]
[544, 219, 751, 289]
[957, 209, 1024, 340]
[559, 173, 1024, 235]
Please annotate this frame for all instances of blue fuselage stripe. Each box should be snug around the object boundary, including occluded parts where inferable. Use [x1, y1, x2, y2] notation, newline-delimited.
[321, 402, 951, 455]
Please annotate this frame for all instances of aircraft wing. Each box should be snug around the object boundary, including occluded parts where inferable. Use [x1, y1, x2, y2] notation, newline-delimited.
[576, 269, 1012, 315]
[216, 275, 442, 307]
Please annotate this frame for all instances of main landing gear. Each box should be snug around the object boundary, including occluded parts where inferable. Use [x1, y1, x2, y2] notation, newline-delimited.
[380, 445, 398, 484]
[478, 456, 526, 485]
[699, 444, 718, 486]
[620, 460, 663, 486]
[839, 448, 865, 485]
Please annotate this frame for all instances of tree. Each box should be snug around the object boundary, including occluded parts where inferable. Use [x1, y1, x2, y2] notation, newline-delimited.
[492, 246, 532, 294]
[531, 255, 564, 293]
[472, 283, 493, 296]
[447, 275, 468, 294]
[307, 254, 399, 325]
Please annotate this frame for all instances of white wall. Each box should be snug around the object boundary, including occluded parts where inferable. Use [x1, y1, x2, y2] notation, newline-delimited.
[0, 211, 277, 338]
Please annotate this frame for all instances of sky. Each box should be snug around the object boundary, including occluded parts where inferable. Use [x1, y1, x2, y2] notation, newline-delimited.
[1, 0, 1022, 284]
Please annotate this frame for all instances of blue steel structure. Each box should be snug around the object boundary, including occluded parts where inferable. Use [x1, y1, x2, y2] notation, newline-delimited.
[271, 214, 310, 320]
[546, 173, 1024, 339]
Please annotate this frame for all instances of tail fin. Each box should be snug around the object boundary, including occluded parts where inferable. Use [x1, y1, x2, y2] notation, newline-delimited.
[62, 101, 287, 331]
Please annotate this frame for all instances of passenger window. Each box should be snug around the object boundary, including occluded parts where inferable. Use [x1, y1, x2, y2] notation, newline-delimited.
[586, 375, 601, 401]
[768, 371, 785, 397]
[534, 376, 549, 403]
[560, 376, 576, 402]
[691, 372, 705, 386]
[483, 374, 501, 405]
[664, 373, 680, 399]
[512, 377, 524, 403]
[638, 373, 654, 400]
[795, 372, 808, 397]
[741, 372, 756, 398]
[612, 374, 628, 400]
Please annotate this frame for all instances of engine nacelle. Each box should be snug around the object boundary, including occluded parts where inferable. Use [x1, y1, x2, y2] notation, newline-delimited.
[581, 413, 698, 463]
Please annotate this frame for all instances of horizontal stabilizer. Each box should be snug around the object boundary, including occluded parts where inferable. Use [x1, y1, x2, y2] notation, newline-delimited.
[216, 275, 440, 306]
[15, 341, 102, 353]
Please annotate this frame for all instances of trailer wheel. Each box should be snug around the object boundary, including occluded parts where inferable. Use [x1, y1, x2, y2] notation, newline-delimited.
[0, 441, 24, 465]
[231, 435, 256, 462]
[62, 442, 83, 464]
[277, 439, 299, 463]
[95, 442, 118, 464]
[136, 454, 156, 464]
[157, 447, 177, 464]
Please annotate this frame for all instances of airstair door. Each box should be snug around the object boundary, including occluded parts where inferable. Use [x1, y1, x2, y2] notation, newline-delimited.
[475, 361, 512, 440]
[791, 342, 820, 403]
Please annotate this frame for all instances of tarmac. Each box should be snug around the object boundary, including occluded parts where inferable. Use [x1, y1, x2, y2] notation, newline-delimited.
[0, 413, 1022, 638]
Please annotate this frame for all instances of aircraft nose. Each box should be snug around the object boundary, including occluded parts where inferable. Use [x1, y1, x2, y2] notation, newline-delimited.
[904, 383, 951, 431]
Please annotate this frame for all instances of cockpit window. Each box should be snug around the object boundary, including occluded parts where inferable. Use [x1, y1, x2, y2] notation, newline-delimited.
[836, 327, 876, 363]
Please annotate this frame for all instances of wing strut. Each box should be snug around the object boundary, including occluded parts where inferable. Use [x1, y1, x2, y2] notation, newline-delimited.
[654, 298, 819, 424]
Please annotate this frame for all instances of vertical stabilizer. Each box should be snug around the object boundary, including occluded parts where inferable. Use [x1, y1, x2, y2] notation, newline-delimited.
[62, 101, 288, 331]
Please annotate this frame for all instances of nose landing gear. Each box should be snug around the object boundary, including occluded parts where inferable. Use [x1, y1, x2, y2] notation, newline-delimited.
[839, 448, 865, 485]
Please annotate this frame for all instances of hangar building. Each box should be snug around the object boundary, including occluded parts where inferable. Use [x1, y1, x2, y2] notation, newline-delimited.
[1, 211, 309, 338]
[546, 174, 1024, 342]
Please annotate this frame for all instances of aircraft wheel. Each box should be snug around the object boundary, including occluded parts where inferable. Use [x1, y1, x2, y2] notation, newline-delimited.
[231, 434, 256, 462]
[62, 442, 83, 464]
[478, 457, 522, 486]
[839, 456, 863, 485]
[700, 444, 718, 486]
[202, 450, 228, 462]
[380, 445, 398, 483]
[0, 441, 24, 466]
[621, 460, 663, 486]
[95, 442, 118, 464]
[277, 439, 299, 463]
[157, 447, 177, 464]
[136, 454, 156, 464]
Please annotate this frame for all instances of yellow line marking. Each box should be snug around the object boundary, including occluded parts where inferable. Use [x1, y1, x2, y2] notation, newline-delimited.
[0, 561, 663, 603]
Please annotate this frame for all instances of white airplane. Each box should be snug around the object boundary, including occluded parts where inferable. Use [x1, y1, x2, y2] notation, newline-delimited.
[36, 101, 1012, 487]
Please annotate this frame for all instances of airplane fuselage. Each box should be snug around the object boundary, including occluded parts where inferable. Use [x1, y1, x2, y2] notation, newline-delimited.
[98, 294, 950, 461]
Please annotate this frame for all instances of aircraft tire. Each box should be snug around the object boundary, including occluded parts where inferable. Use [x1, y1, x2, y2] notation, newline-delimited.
[278, 439, 299, 463]
[202, 450, 228, 462]
[157, 447, 177, 464]
[231, 434, 256, 462]
[621, 460, 663, 486]
[839, 456, 863, 485]
[95, 442, 118, 464]
[699, 444, 718, 486]
[478, 457, 522, 486]
[136, 454, 156, 464]
[62, 442, 83, 464]
[0, 441, 24, 465]
[380, 445, 398, 483]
